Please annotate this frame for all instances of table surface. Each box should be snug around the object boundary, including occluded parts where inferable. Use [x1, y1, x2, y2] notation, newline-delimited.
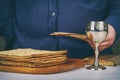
[0, 65, 120, 80]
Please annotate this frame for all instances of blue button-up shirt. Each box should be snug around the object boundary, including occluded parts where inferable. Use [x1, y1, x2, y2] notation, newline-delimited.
[0, 0, 120, 58]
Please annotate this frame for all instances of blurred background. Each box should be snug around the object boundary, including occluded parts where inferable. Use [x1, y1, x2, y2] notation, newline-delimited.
[0, 35, 120, 55]
[0, 35, 6, 50]
[112, 37, 120, 55]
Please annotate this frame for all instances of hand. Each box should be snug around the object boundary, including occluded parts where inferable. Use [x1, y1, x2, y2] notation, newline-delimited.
[85, 24, 116, 51]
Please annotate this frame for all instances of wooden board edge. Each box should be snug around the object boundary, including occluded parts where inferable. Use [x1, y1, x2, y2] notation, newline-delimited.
[0, 58, 85, 74]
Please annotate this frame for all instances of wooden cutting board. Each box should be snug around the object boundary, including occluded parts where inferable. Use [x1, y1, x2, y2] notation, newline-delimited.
[0, 58, 85, 74]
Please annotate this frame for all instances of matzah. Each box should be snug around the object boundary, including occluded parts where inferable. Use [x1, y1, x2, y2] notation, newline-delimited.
[0, 48, 68, 67]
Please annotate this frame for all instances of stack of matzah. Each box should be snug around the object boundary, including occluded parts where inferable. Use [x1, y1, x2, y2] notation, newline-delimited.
[0, 48, 67, 68]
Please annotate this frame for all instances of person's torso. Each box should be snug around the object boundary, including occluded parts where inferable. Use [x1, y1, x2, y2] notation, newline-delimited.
[12, 0, 111, 58]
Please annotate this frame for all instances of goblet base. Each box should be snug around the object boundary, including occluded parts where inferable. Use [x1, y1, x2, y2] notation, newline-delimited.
[86, 65, 106, 70]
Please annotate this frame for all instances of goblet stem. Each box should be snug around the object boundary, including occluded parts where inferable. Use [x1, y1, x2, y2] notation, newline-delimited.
[87, 41, 106, 70]
[94, 42, 99, 67]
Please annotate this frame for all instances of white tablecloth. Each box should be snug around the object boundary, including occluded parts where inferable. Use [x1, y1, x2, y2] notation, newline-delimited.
[0, 66, 120, 80]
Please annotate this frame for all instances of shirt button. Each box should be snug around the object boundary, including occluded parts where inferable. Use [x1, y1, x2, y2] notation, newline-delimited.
[52, 12, 56, 16]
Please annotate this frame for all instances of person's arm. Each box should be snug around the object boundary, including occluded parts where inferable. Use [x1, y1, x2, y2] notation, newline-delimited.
[105, 0, 120, 38]
[86, 0, 120, 51]
[99, 0, 120, 51]
[0, 0, 15, 50]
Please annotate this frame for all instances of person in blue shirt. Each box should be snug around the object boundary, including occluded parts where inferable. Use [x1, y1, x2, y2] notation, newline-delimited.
[0, 0, 120, 58]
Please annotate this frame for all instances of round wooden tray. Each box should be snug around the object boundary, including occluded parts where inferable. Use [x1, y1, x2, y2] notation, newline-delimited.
[0, 58, 85, 74]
